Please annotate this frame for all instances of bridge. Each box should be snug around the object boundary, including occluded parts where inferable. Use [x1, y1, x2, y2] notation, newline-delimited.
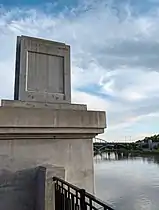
[93, 138, 133, 155]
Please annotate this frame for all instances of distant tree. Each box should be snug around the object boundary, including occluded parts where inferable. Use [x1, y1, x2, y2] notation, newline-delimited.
[137, 134, 159, 143]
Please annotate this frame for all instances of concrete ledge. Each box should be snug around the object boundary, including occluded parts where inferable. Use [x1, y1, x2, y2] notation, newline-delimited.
[1, 100, 87, 111]
[0, 106, 106, 129]
[0, 131, 104, 140]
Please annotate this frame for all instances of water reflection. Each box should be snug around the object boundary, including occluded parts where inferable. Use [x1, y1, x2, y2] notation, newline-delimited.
[94, 152, 159, 210]
[94, 151, 159, 165]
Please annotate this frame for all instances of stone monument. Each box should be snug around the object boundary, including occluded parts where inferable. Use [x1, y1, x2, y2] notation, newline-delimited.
[0, 36, 106, 209]
[14, 36, 71, 103]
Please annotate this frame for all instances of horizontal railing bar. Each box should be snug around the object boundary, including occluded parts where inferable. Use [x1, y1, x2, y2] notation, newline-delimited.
[85, 194, 114, 209]
[69, 192, 80, 199]
[85, 201, 113, 210]
[53, 177, 82, 192]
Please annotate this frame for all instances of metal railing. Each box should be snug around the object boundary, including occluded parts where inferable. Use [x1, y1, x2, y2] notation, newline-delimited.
[53, 177, 114, 210]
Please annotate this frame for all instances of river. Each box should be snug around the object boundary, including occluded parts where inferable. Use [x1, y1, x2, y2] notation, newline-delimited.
[94, 152, 159, 210]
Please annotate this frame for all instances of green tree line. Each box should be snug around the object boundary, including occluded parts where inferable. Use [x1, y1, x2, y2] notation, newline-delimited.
[136, 134, 159, 143]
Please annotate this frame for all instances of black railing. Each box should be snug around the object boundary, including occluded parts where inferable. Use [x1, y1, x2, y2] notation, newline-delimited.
[53, 177, 114, 210]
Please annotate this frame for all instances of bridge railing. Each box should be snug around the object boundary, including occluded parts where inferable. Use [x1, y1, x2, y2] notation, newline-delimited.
[53, 177, 114, 210]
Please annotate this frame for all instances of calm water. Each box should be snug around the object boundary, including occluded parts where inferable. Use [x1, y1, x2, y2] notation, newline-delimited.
[94, 153, 159, 210]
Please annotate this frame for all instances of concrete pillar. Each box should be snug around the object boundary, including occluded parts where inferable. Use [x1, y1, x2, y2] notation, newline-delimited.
[0, 35, 107, 209]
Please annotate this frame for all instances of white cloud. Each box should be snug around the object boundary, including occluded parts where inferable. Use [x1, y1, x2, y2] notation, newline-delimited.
[0, 1, 159, 141]
[72, 90, 110, 111]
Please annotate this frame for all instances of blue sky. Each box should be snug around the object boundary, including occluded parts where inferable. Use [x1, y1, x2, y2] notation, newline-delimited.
[0, 0, 159, 141]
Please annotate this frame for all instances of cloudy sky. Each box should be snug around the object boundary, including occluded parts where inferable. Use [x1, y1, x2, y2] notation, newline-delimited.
[0, 0, 159, 142]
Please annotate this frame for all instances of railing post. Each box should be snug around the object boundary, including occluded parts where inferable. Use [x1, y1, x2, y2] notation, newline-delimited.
[79, 189, 87, 210]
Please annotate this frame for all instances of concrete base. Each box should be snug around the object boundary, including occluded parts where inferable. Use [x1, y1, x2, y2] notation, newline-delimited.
[0, 101, 106, 195]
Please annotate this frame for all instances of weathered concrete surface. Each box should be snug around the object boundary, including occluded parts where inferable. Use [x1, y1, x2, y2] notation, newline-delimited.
[0, 106, 106, 194]
[1, 99, 87, 110]
[44, 165, 65, 210]
[0, 139, 94, 193]
[0, 164, 63, 210]
[14, 36, 71, 103]
[0, 167, 46, 210]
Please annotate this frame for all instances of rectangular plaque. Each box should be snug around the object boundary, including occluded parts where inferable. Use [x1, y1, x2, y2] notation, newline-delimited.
[26, 52, 64, 94]
[14, 36, 71, 103]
